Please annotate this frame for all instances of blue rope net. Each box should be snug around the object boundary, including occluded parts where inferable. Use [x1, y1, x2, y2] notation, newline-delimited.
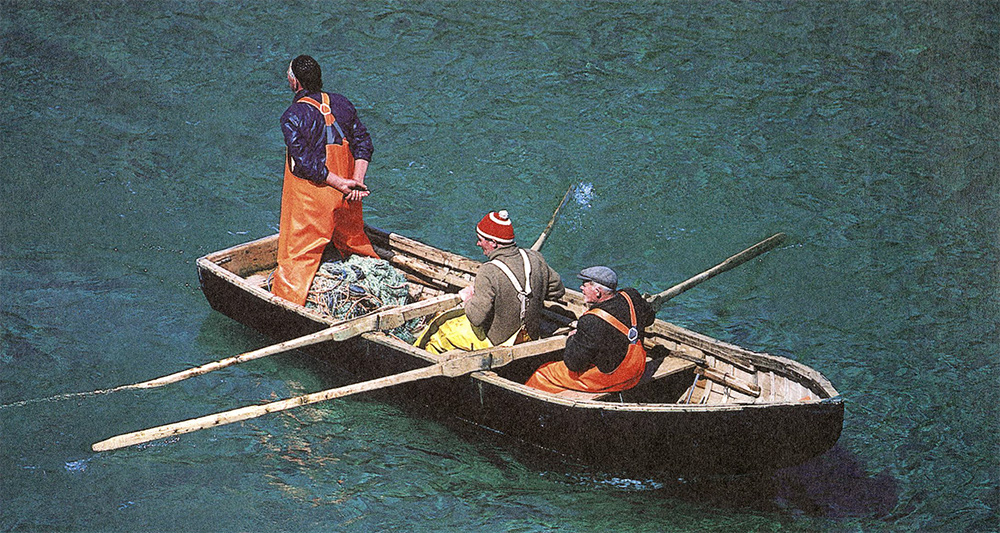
[304, 256, 424, 342]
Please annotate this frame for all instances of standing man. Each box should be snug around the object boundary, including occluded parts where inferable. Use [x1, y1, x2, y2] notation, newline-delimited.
[415, 210, 565, 353]
[272, 55, 379, 306]
[526, 266, 655, 393]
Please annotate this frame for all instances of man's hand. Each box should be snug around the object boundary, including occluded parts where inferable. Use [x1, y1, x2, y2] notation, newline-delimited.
[459, 284, 474, 303]
[345, 183, 369, 202]
[325, 172, 370, 200]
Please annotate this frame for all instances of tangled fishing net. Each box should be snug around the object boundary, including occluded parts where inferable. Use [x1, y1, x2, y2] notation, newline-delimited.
[303, 255, 427, 342]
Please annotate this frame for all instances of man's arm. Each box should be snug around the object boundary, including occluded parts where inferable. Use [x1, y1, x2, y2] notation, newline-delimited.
[624, 288, 656, 328]
[545, 262, 566, 300]
[344, 159, 370, 202]
[464, 270, 497, 328]
[281, 108, 328, 184]
[334, 94, 373, 201]
[330, 92, 374, 161]
[527, 250, 565, 300]
[562, 314, 601, 372]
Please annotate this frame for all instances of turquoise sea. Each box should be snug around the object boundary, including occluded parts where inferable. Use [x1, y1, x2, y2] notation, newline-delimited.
[1, 1, 997, 531]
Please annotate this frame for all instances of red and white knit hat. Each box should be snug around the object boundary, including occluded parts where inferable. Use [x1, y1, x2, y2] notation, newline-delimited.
[476, 210, 515, 244]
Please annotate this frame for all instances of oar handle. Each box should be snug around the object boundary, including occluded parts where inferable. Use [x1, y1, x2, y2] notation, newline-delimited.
[646, 233, 787, 310]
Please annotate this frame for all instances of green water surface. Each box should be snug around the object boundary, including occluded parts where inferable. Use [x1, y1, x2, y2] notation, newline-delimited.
[1, 1, 997, 531]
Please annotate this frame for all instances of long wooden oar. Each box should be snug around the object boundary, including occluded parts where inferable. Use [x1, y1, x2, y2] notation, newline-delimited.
[92, 335, 568, 451]
[645, 233, 786, 310]
[549, 233, 787, 333]
[531, 184, 575, 252]
[0, 294, 461, 411]
[93, 188, 581, 448]
[125, 292, 462, 387]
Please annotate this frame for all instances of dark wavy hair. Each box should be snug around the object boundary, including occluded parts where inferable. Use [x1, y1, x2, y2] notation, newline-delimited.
[291, 55, 323, 91]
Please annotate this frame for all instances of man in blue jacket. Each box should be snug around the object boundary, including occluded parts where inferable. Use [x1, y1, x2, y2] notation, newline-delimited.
[273, 54, 378, 305]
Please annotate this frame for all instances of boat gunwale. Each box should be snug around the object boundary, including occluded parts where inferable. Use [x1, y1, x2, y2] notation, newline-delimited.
[472, 369, 843, 411]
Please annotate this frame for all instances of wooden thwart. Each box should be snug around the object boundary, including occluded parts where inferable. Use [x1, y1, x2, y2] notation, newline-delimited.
[695, 366, 761, 397]
[389, 254, 473, 289]
[92, 335, 568, 452]
[387, 232, 481, 277]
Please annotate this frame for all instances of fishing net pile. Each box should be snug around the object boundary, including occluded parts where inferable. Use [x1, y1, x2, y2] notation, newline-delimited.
[304, 255, 426, 342]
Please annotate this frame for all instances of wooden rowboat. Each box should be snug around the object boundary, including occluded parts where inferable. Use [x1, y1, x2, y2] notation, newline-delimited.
[195, 226, 843, 476]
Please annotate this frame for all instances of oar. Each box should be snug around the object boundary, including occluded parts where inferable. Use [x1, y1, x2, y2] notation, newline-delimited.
[531, 183, 575, 252]
[645, 233, 787, 310]
[93, 187, 581, 448]
[124, 292, 461, 386]
[92, 335, 569, 451]
[0, 293, 461, 411]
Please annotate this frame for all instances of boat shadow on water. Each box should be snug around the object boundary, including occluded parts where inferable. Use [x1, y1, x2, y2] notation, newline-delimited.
[447, 412, 899, 521]
[453, 411, 896, 520]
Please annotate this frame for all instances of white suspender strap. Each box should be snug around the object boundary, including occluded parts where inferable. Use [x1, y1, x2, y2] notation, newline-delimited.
[489, 249, 532, 323]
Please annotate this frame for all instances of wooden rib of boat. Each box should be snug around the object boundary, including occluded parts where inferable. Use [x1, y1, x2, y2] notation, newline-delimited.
[195, 226, 843, 476]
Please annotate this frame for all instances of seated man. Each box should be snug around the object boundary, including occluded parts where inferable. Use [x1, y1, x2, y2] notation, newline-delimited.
[415, 210, 565, 354]
[526, 266, 655, 393]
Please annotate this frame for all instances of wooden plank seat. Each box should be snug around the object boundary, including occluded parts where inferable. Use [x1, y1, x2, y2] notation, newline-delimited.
[554, 356, 697, 402]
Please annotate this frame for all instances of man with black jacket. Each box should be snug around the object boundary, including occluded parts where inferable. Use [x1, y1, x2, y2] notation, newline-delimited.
[526, 266, 655, 393]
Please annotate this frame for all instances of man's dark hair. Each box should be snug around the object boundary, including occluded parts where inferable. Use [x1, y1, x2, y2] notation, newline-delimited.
[291, 55, 323, 91]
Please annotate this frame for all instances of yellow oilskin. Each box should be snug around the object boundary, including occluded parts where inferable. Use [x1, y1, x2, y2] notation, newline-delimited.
[414, 309, 492, 354]
[415, 308, 528, 354]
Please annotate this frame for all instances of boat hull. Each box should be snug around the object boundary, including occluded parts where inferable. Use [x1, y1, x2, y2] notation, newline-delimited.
[196, 230, 844, 476]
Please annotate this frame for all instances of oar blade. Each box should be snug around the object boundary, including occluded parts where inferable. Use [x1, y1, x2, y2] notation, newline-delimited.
[531, 183, 575, 251]
[92, 365, 445, 452]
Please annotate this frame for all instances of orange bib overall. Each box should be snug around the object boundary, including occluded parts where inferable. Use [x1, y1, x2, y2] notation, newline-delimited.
[526, 292, 647, 394]
[273, 93, 377, 306]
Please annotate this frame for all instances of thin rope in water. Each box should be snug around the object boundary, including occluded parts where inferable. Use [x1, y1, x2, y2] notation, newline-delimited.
[0, 383, 140, 410]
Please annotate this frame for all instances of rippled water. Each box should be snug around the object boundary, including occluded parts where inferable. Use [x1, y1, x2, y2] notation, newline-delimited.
[2, 1, 997, 531]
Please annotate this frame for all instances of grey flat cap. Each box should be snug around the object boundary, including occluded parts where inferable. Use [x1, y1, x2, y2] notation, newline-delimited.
[577, 266, 618, 290]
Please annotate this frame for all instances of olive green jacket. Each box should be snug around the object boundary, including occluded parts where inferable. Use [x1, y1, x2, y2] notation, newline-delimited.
[465, 245, 566, 345]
